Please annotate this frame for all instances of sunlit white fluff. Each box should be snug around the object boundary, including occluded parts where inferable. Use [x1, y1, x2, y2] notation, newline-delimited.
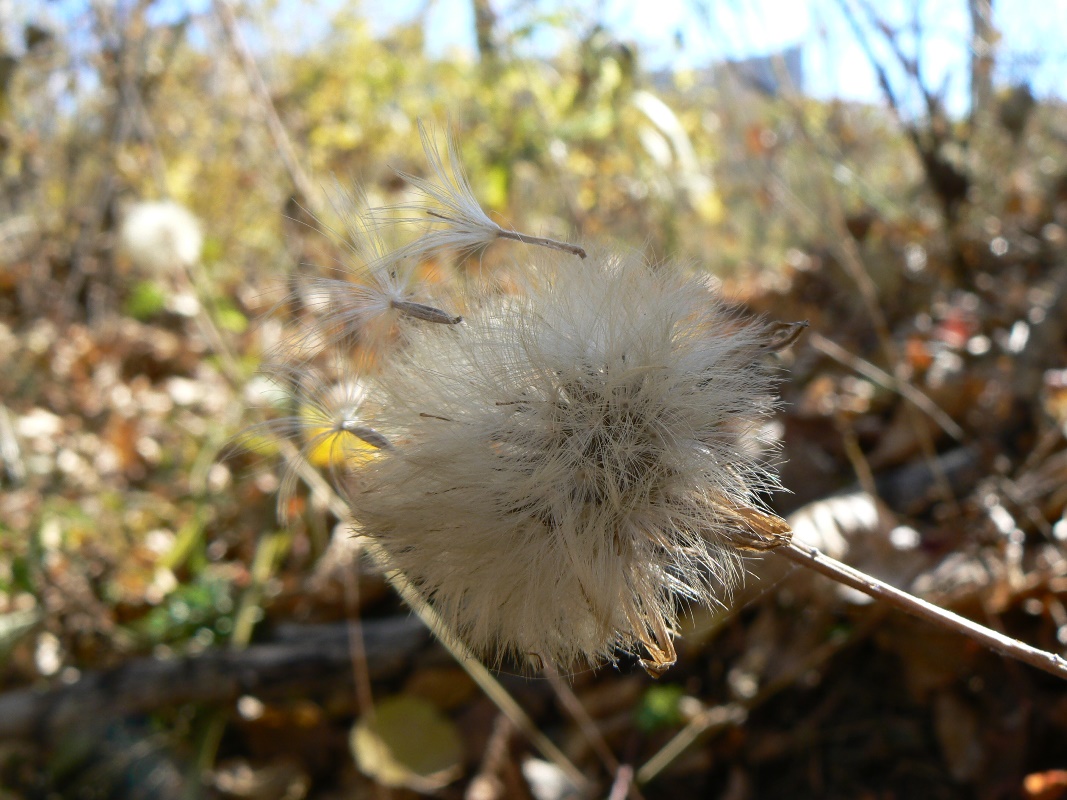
[383, 122, 587, 263]
[346, 249, 788, 672]
[282, 185, 462, 364]
[253, 124, 793, 674]
[120, 200, 203, 273]
[239, 362, 387, 520]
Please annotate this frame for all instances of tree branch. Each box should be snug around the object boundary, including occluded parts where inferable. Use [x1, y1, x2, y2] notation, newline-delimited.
[0, 617, 430, 742]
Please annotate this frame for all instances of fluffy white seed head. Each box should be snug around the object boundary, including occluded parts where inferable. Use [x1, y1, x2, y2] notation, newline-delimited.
[120, 200, 203, 273]
[346, 249, 788, 672]
[252, 124, 795, 675]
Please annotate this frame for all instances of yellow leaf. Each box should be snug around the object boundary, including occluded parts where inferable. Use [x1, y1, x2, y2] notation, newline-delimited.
[350, 695, 462, 791]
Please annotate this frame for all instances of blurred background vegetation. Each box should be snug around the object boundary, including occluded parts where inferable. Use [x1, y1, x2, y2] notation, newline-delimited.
[2, 1, 1067, 798]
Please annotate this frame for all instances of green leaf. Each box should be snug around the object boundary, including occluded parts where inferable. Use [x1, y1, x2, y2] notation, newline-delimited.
[480, 164, 510, 212]
[214, 299, 248, 334]
[634, 684, 684, 732]
[125, 281, 168, 320]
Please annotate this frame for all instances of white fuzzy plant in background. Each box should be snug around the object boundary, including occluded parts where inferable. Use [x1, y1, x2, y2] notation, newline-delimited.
[259, 123, 1067, 682]
[120, 200, 204, 274]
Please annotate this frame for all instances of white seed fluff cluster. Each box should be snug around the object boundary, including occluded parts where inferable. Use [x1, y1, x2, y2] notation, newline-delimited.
[348, 253, 790, 672]
[120, 200, 203, 274]
[266, 127, 795, 675]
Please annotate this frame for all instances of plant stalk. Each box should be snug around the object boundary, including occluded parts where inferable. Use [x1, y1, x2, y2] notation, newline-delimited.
[776, 541, 1067, 681]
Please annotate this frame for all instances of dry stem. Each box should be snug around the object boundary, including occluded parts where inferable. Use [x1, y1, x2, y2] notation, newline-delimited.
[776, 541, 1067, 681]
[214, 0, 320, 212]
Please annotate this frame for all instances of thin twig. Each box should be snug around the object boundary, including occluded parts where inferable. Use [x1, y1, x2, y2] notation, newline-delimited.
[837, 416, 879, 500]
[376, 560, 590, 790]
[542, 664, 645, 800]
[0, 617, 429, 741]
[634, 607, 882, 785]
[636, 703, 746, 785]
[607, 765, 637, 800]
[772, 175, 960, 512]
[776, 541, 1067, 681]
[809, 331, 964, 441]
[769, 30, 963, 507]
[542, 665, 618, 770]
[464, 714, 513, 800]
[341, 557, 377, 741]
[213, 0, 320, 214]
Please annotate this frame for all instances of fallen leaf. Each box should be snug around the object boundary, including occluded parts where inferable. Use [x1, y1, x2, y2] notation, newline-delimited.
[350, 694, 462, 792]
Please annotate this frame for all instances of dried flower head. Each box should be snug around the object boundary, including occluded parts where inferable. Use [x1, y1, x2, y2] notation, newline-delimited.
[261, 125, 795, 675]
[247, 125, 1067, 687]
[346, 250, 789, 673]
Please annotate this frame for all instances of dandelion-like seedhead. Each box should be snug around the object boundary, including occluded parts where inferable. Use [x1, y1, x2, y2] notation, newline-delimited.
[347, 253, 789, 673]
[261, 126, 794, 675]
[120, 200, 203, 273]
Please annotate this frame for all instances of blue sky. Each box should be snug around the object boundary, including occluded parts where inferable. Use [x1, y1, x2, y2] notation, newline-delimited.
[20, 0, 1067, 116]
[367, 0, 1067, 116]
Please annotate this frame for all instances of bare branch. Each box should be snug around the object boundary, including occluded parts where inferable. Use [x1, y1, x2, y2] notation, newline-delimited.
[0, 618, 430, 742]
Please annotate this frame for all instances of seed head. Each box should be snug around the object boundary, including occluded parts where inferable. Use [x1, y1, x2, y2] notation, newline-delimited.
[346, 249, 789, 672]
[120, 200, 203, 273]
[257, 125, 795, 675]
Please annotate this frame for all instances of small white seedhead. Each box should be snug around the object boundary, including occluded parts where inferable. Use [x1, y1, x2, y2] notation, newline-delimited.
[120, 200, 203, 273]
